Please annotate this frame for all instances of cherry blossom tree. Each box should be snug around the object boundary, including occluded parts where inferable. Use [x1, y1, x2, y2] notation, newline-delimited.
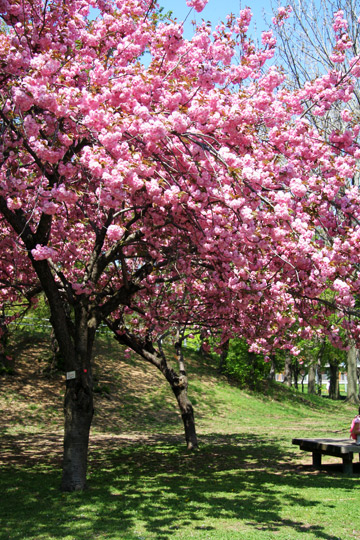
[273, 0, 360, 403]
[1, 0, 360, 491]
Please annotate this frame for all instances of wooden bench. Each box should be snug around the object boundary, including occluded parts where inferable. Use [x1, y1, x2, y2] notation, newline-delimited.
[292, 438, 360, 474]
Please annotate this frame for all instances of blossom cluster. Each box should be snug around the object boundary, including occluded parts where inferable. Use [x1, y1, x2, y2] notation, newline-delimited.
[186, 0, 208, 13]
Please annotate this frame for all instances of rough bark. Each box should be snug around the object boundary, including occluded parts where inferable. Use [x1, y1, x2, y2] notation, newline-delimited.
[171, 380, 198, 450]
[293, 363, 299, 390]
[346, 343, 359, 404]
[308, 363, 316, 395]
[267, 355, 276, 381]
[60, 307, 95, 491]
[198, 329, 208, 358]
[0, 317, 9, 372]
[328, 361, 340, 400]
[61, 376, 94, 491]
[300, 372, 306, 393]
[316, 355, 323, 396]
[283, 356, 292, 387]
[173, 337, 198, 449]
[218, 339, 229, 373]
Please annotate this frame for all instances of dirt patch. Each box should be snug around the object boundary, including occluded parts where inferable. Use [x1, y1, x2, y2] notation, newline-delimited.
[0, 430, 186, 468]
[0, 336, 182, 467]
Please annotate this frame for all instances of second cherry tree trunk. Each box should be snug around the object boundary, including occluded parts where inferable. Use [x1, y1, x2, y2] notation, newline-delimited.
[168, 372, 198, 450]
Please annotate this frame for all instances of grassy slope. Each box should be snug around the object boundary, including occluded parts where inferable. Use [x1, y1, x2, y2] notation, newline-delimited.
[0, 333, 359, 540]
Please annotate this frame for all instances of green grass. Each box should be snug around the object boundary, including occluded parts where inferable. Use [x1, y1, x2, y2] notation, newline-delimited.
[1, 337, 360, 540]
[1, 438, 359, 540]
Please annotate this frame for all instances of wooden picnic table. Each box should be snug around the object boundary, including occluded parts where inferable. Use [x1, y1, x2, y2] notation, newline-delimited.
[292, 438, 360, 474]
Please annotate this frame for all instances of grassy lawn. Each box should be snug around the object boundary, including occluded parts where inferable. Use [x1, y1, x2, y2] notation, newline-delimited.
[0, 335, 359, 540]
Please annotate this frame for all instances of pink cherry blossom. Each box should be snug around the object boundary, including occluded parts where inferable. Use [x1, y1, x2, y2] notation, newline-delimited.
[186, 0, 208, 13]
[31, 245, 58, 261]
[107, 225, 124, 241]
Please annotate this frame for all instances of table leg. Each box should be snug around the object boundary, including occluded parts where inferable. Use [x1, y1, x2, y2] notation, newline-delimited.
[342, 454, 353, 475]
[312, 452, 321, 468]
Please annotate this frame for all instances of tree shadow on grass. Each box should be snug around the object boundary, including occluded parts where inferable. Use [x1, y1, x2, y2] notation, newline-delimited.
[0, 433, 358, 540]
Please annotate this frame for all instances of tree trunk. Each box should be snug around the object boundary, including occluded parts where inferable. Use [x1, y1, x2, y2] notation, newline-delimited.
[218, 339, 229, 373]
[267, 355, 276, 381]
[346, 343, 359, 404]
[160, 355, 198, 450]
[317, 356, 322, 396]
[199, 329, 209, 357]
[308, 363, 316, 394]
[300, 373, 306, 393]
[328, 361, 340, 400]
[55, 303, 96, 491]
[61, 376, 94, 491]
[293, 363, 299, 390]
[283, 356, 292, 387]
[171, 382, 198, 450]
[173, 336, 198, 450]
[111, 329, 198, 450]
[0, 316, 9, 371]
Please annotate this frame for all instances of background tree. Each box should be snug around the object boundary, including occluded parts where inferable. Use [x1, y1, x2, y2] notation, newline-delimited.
[219, 338, 270, 390]
[273, 0, 360, 403]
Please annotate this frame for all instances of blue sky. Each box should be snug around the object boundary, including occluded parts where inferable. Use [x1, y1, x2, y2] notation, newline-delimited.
[90, 1, 280, 41]
[159, 0, 278, 40]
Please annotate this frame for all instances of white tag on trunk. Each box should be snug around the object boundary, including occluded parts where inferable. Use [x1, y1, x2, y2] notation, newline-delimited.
[66, 371, 76, 380]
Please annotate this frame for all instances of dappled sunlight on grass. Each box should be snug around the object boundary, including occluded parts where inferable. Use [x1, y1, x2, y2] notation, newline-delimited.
[1, 335, 359, 539]
[1, 435, 359, 539]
